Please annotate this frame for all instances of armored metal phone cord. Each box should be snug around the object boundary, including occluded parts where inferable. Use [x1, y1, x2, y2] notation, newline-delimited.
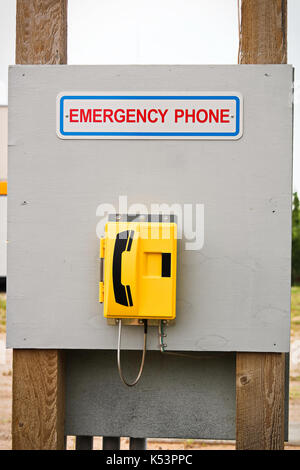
[117, 319, 147, 387]
[159, 320, 167, 352]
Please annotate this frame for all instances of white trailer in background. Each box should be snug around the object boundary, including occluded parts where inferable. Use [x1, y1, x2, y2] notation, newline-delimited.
[0, 106, 7, 280]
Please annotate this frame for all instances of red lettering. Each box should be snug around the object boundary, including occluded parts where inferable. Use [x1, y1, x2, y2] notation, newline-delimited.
[115, 109, 125, 123]
[93, 109, 102, 122]
[209, 109, 219, 123]
[175, 109, 184, 122]
[157, 109, 168, 123]
[220, 109, 230, 123]
[79, 109, 92, 122]
[70, 106, 231, 127]
[137, 109, 147, 123]
[127, 109, 136, 123]
[103, 109, 114, 123]
[148, 109, 158, 123]
[185, 109, 195, 123]
[196, 109, 208, 123]
[70, 109, 79, 122]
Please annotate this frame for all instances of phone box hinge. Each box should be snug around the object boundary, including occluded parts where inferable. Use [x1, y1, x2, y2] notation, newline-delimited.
[99, 281, 104, 303]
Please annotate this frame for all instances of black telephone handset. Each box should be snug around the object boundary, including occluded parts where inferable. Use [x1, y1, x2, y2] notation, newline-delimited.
[112, 230, 134, 307]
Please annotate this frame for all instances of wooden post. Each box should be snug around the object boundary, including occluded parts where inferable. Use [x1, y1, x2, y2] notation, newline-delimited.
[16, 0, 67, 64]
[12, 0, 67, 450]
[236, 353, 285, 450]
[236, 0, 287, 451]
[12, 350, 65, 449]
[239, 0, 287, 64]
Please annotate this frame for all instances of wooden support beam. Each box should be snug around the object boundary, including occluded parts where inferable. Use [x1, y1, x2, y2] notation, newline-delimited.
[239, 0, 287, 64]
[12, 0, 67, 450]
[16, 0, 67, 64]
[12, 350, 65, 450]
[236, 0, 287, 451]
[236, 353, 285, 450]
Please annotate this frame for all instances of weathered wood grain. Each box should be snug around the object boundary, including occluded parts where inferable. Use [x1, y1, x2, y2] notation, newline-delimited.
[12, 0, 67, 450]
[236, 353, 285, 450]
[236, 0, 287, 452]
[239, 0, 287, 64]
[16, 0, 67, 64]
[12, 350, 65, 449]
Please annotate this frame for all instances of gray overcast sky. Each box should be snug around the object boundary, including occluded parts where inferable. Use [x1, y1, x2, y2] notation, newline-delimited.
[0, 0, 299, 189]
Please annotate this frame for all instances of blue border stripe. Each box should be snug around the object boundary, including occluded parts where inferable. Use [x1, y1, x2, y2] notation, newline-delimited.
[59, 95, 240, 137]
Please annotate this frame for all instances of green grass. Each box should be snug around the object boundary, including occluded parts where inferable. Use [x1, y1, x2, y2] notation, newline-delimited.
[292, 286, 300, 318]
[0, 293, 6, 334]
[290, 386, 300, 399]
[291, 286, 300, 335]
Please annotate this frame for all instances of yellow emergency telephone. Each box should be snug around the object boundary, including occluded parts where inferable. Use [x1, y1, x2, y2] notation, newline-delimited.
[99, 214, 177, 386]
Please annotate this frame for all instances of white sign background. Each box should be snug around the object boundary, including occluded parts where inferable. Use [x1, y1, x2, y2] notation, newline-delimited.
[57, 92, 243, 140]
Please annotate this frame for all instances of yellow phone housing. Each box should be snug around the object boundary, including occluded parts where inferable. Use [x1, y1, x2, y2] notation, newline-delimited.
[99, 215, 177, 321]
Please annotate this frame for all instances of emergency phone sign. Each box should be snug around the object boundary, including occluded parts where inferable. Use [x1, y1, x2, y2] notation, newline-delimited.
[56, 92, 243, 140]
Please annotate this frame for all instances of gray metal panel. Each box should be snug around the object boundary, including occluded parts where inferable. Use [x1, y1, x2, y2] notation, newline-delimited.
[7, 65, 293, 351]
[65, 350, 236, 439]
